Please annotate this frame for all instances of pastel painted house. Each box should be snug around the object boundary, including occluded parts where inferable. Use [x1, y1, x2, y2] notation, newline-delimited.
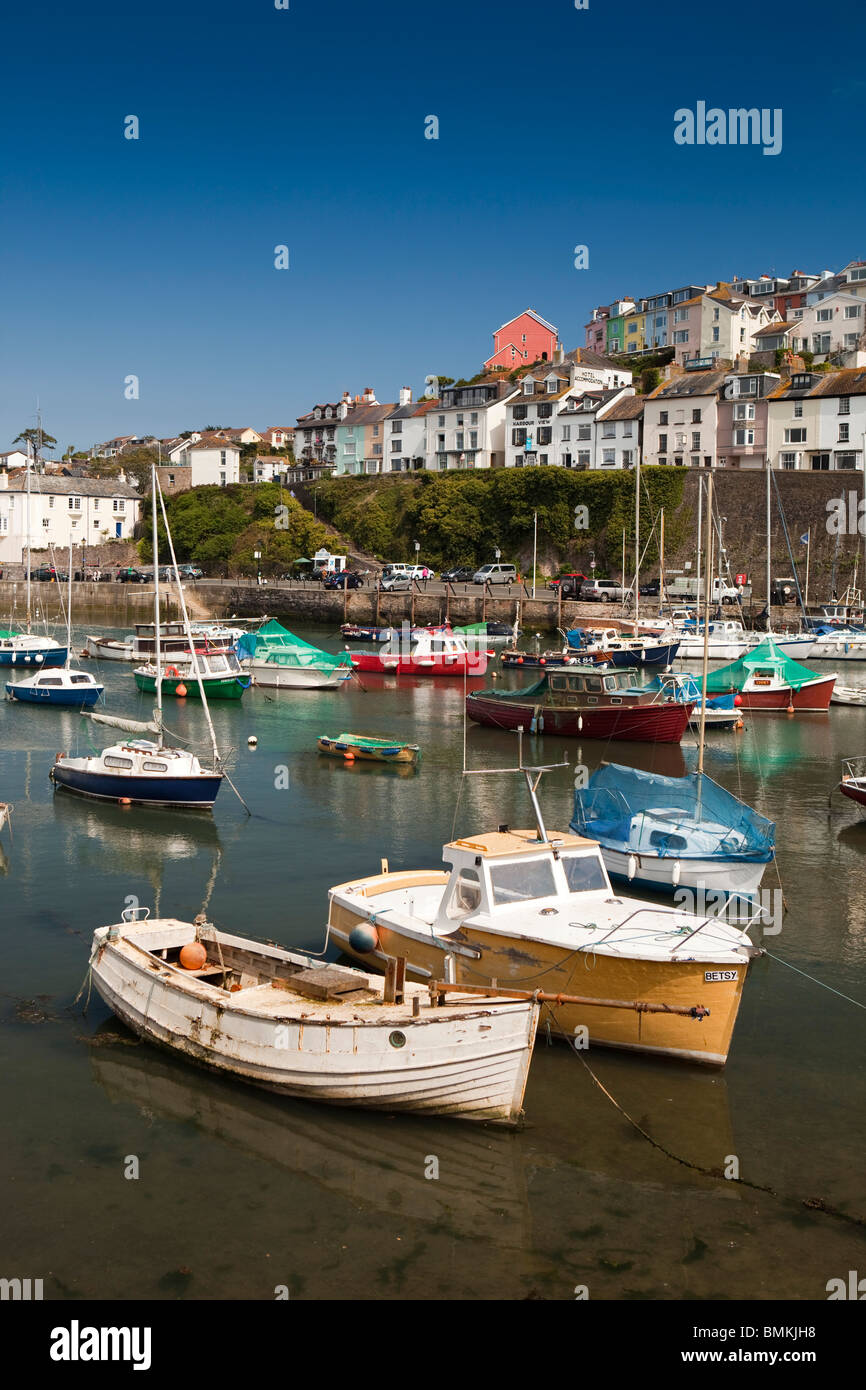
[484, 309, 560, 370]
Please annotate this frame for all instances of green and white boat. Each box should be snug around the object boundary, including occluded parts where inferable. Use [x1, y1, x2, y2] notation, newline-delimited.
[134, 649, 250, 701]
[317, 732, 420, 764]
[238, 621, 352, 690]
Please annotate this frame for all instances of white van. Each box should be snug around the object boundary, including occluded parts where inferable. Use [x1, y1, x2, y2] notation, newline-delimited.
[472, 563, 518, 586]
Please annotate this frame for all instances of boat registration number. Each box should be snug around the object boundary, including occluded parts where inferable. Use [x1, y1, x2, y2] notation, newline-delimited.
[704, 970, 738, 982]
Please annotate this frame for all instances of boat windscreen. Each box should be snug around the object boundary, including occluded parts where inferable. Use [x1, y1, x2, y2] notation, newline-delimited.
[561, 853, 608, 894]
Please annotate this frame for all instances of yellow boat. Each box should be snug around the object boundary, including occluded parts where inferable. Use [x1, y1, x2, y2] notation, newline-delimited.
[328, 762, 761, 1066]
[317, 733, 420, 765]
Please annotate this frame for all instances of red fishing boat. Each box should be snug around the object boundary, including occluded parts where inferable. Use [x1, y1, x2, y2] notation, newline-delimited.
[705, 638, 835, 712]
[466, 668, 693, 744]
[349, 628, 488, 677]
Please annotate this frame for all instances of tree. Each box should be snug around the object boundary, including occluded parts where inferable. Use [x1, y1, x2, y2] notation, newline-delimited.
[13, 427, 57, 459]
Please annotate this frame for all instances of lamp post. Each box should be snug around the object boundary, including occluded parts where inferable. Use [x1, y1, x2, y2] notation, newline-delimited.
[254, 549, 262, 587]
[532, 509, 538, 598]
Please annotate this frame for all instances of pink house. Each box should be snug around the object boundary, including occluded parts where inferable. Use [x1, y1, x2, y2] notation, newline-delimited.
[484, 309, 559, 370]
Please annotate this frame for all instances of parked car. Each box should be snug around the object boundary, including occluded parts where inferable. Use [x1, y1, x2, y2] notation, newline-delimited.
[176, 564, 203, 579]
[324, 570, 364, 590]
[380, 573, 412, 592]
[550, 572, 591, 599]
[579, 578, 630, 603]
[472, 563, 518, 586]
[639, 578, 661, 596]
[32, 566, 64, 582]
[115, 567, 148, 583]
[441, 566, 475, 583]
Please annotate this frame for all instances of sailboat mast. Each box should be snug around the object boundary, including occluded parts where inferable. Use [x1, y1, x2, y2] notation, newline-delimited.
[155, 475, 221, 766]
[66, 541, 73, 669]
[659, 508, 665, 617]
[25, 450, 32, 631]
[698, 473, 714, 777]
[696, 477, 702, 620]
[765, 463, 771, 631]
[634, 454, 640, 622]
[152, 466, 164, 748]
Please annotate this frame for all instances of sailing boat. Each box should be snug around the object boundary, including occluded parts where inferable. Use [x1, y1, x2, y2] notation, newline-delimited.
[5, 544, 103, 706]
[0, 456, 66, 668]
[50, 469, 225, 808]
[572, 474, 776, 899]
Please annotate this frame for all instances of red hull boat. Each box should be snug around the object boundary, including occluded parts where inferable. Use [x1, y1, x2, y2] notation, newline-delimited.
[348, 628, 487, 678]
[732, 676, 835, 711]
[466, 668, 693, 744]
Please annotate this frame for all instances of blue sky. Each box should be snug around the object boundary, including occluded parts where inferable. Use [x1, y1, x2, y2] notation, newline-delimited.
[2, 0, 864, 451]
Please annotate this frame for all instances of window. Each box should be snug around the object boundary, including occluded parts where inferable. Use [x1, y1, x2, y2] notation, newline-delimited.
[811, 454, 831, 471]
[562, 854, 608, 894]
[513, 405, 527, 421]
[391, 439, 401, 452]
[112, 500, 124, 512]
[692, 433, 701, 450]
[469, 431, 477, 448]
[142, 761, 168, 772]
[734, 403, 755, 420]
[455, 433, 464, 450]
[538, 428, 552, 445]
[785, 428, 807, 443]
[712, 327, 720, 342]
[839, 423, 850, 442]
[512, 429, 526, 446]
[546, 377, 559, 392]
[622, 422, 633, 437]
[104, 755, 134, 769]
[674, 308, 689, 322]
[220, 450, 226, 465]
[470, 412, 478, 426]
[658, 433, 668, 452]
[523, 380, 535, 396]
[673, 330, 689, 343]
[690, 455, 700, 468]
[577, 450, 591, 466]
[713, 307, 720, 322]
[602, 423, 615, 438]
[817, 308, 833, 322]
[577, 425, 591, 441]
[68, 497, 81, 510]
[781, 452, 797, 469]
[438, 415, 445, 427]
[622, 449, 633, 467]
[437, 434, 445, 450]
[537, 403, 552, 419]
[490, 858, 556, 904]
[219, 472, 226, 485]
[447, 869, 481, 918]
[735, 429, 755, 446]
[845, 305, 861, 318]
[793, 403, 803, 418]
[602, 449, 616, 466]
[42, 517, 50, 528]
[836, 452, 858, 469]
[659, 411, 668, 425]
[839, 397, 851, 415]
[372, 425, 379, 437]
[49, 496, 54, 508]
[561, 425, 571, 442]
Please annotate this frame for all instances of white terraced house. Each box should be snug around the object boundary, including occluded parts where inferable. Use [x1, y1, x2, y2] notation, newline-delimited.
[765, 369, 866, 471]
[0, 474, 142, 563]
[791, 292, 866, 364]
[425, 378, 518, 470]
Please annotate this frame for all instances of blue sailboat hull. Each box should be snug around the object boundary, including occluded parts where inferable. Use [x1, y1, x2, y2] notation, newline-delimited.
[0, 647, 68, 667]
[6, 683, 102, 707]
[51, 766, 222, 807]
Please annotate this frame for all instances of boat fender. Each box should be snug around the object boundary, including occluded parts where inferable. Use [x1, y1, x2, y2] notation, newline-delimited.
[348, 923, 379, 954]
[176, 683, 188, 697]
[672, 860, 681, 887]
[538, 715, 544, 731]
[578, 715, 583, 732]
[166, 666, 180, 678]
[627, 854, 637, 881]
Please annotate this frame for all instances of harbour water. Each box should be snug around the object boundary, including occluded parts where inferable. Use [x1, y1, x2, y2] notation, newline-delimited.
[2, 624, 865, 1300]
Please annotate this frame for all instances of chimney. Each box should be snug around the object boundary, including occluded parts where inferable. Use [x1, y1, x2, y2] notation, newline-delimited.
[362, 387, 377, 404]
[399, 386, 412, 407]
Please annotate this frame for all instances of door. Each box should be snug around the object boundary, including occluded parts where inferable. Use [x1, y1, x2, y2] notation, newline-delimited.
[115, 522, 122, 537]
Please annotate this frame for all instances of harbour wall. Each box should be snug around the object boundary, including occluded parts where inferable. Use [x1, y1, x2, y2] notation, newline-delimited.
[0, 582, 180, 626]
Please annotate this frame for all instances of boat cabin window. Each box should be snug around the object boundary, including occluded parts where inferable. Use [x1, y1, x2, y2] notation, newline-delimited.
[104, 755, 134, 769]
[603, 676, 617, 691]
[585, 676, 603, 693]
[490, 858, 557, 905]
[142, 761, 168, 772]
[562, 853, 608, 894]
[446, 868, 482, 918]
[208, 656, 228, 672]
[567, 675, 585, 692]
[70, 674, 90, 684]
[40, 677, 63, 687]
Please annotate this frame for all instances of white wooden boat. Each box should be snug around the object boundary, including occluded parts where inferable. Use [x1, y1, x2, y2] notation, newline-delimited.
[84, 634, 134, 661]
[830, 685, 866, 706]
[88, 911, 539, 1124]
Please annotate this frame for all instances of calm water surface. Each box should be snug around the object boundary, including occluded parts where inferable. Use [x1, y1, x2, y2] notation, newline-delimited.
[2, 624, 865, 1300]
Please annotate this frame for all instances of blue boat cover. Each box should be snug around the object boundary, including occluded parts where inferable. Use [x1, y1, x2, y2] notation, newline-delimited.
[571, 763, 775, 862]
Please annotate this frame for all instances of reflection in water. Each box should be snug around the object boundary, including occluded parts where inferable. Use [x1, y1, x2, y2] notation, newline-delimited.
[90, 1034, 533, 1251]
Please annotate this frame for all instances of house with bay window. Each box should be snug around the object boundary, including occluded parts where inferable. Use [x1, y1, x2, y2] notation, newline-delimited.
[425, 378, 518, 470]
[765, 369, 866, 471]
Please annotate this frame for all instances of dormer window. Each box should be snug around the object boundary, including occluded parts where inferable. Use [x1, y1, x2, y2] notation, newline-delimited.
[523, 379, 534, 396]
[314, 408, 322, 420]
[546, 376, 558, 394]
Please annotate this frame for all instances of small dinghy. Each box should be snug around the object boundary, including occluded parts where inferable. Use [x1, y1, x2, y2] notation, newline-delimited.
[831, 686, 866, 706]
[84, 634, 134, 661]
[88, 910, 539, 1124]
[317, 732, 421, 764]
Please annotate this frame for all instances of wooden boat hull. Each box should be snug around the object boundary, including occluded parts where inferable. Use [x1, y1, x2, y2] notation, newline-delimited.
[89, 924, 538, 1123]
[466, 693, 693, 743]
[134, 671, 249, 700]
[726, 676, 835, 711]
[328, 883, 747, 1066]
[318, 736, 419, 764]
[85, 636, 133, 661]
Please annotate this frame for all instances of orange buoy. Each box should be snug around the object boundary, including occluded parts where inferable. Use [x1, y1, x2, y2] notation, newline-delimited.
[119, 797, 132, 806]
[175, 682, 188, 697]
[344, 751, 355, 762]
[179, 942, 208, 971]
